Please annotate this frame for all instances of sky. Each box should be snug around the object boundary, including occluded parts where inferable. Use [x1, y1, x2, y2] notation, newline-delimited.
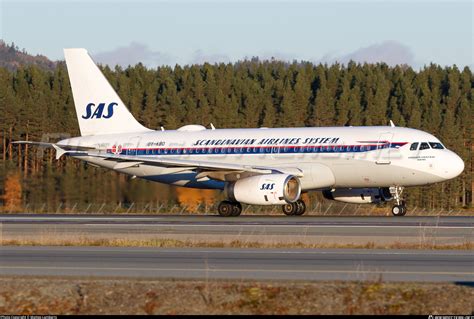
[0, 0, 472, 69]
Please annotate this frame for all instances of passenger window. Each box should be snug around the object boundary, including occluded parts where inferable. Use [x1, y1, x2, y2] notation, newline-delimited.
[410, 143, 419, 151]
[420, 142, 430, 150]
[429, 142, 444, 149]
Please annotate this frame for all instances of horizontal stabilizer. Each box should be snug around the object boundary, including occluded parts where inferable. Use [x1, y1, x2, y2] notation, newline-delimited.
[11, 141, 96, 150]
[11, 141, 55, 147]
[11, 141, 94, 159]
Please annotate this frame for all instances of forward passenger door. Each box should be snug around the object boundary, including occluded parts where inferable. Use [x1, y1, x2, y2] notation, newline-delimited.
[375, 132, 393, 165]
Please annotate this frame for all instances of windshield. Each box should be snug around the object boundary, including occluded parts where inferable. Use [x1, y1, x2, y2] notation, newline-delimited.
[429, 142, 444, 149]
[420, 142, 430, 150]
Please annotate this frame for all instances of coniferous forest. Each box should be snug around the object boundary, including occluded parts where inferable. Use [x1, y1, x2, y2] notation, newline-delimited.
[0, 45, 472, 212]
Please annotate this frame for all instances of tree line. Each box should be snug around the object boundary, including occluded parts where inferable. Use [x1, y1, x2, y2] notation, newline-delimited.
[0, 58, 472, 211]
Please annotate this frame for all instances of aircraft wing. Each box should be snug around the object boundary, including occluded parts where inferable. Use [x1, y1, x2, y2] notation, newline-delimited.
[12, 141, 304, 180]
[91, 152, 303, 180]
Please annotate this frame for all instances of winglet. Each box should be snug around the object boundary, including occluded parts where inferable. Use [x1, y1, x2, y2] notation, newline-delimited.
[389, 120, 395, 127]
[210, 123, 216, 130]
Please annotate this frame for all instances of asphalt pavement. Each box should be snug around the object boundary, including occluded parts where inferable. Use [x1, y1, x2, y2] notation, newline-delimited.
[0, 215, 472, 243]
[1, 246, 472, 282]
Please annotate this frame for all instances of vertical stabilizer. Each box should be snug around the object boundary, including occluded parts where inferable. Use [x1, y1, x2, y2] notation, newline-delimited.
[64, 48, 151, 136]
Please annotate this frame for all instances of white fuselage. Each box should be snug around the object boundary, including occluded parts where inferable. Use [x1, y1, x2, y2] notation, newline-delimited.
[60, 125, 464, 191]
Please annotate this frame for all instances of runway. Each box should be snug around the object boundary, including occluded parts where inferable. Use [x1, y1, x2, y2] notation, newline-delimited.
[1, 215, 472, 282]
[1, 246, 472, 282]
[0, 214, 472, 245]
[2, 214, 472, 226]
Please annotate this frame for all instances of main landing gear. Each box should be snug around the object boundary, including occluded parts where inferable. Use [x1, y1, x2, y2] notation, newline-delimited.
[217, 199, 307, 217]
[390, 186, 407, 216]
[281, 199, 306, 216]
[217, 200, 242, 217]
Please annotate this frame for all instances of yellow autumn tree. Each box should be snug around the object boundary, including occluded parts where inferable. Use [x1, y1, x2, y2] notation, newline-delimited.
[176, 187, 215, 212]
[2, 172, 23, 212]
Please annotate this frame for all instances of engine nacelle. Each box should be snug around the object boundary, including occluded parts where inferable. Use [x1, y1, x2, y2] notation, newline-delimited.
[226, 174, 301, 205]
[322, 187, 392, 204]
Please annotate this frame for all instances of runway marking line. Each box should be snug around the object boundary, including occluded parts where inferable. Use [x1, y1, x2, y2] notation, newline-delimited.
[0, 266, 473, 276]
[81, 224, 474, 229]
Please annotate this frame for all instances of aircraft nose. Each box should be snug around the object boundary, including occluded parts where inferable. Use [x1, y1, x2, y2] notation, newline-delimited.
[441, 151, 465, 180]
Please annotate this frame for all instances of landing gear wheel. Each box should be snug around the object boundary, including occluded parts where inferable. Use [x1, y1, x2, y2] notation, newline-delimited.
[281, 203, 297, 216]
[391, 205, 407, 216]
[282, 202, 297, 216]
[218, 201, 242, 217]
[400, 205, 407, 216]
[218, 201, 233, 217]
[389, 186, 407, 217]
[230, 202, 242, 217]
[294, 200, 306, 216]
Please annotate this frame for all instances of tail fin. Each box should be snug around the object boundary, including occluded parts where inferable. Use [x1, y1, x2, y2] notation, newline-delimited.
[64, 48, 151, 136]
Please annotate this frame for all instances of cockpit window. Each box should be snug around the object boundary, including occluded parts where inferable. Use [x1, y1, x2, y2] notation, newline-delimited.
[429, 142, 444, 149]
[420, 142, 430, 150]
[410, 142, 419, 151]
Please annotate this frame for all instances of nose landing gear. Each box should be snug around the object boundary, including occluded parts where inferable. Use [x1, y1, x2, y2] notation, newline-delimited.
[390, 186, 407, 216]
[391, 201, 407, 216]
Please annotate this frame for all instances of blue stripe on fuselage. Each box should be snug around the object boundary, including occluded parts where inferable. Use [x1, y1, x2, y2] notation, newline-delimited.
[107, 143, 407, 156]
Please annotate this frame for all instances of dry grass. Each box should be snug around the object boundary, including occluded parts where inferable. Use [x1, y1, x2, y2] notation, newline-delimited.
[1, 237, 473, 250]
[0, 277, 472, 315]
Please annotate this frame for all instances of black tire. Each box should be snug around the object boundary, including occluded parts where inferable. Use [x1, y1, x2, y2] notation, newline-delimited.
[230, 202, 242, 217]
[399, 205, 407, 216]
[391, 205, 406, 216]
[294, 200, 306, 216]
[282, 203, 297, 216]
[218, 201, 233, 217]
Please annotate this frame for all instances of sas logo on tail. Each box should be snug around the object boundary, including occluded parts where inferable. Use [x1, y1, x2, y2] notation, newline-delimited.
[82, 102, 118, 119]
[260, 183, 275, 190]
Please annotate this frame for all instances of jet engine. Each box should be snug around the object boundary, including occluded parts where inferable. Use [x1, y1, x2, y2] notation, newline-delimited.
[322, 187, 392, 204]
[225, 174, 301, 205]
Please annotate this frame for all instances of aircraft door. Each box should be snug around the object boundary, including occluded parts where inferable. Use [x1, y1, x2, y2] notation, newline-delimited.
[375, 132, 393, 165]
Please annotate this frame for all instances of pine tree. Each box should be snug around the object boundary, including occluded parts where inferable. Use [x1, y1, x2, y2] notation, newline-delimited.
[334, 75, 350, 126]
[0, 58, 471, 209]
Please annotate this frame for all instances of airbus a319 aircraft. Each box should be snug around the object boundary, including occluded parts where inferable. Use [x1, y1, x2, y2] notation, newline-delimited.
[14, 49, 465, 217]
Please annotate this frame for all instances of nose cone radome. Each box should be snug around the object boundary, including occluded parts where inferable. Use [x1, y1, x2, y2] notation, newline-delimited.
[441, 151, 465, 180]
